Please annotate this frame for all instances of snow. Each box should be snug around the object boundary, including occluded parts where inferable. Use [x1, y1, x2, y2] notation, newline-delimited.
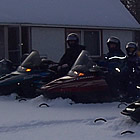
[0, 0, 139, 29]
[0, 94, 139, 140]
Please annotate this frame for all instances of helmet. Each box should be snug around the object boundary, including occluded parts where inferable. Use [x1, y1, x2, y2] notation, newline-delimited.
[107, 36, 121, 52]
[126, 42, 137, 57]
[66, 33, 79, 48]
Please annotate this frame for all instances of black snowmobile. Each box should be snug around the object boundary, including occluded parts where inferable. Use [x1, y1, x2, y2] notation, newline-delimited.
[121, 99, 140, 122]
[0, 59, 15, 77]
[0, 50, 56, 98]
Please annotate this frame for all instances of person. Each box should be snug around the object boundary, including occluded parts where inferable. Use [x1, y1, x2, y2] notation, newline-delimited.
[98, 36, 126, 101]
[124, 42, 137, 75]
[134, 45, 140, 75]
[122, 42, 139, 102]
[56, 33, 86, 76]
[98, 36, 126, 68]
[105, 36, 126, 61]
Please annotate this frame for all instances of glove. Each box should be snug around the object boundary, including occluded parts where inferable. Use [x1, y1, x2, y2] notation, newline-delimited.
[57, 64, 69, 71]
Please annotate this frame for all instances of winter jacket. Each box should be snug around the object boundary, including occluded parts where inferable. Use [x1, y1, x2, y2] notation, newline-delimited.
[57, 45, 86, 76]
[59, 45, 86, 68]
[98, 49, 126, 69]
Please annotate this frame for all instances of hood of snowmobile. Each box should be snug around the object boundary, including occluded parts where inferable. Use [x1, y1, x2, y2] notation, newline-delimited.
[121, 100, 140, 122]
[42, 75, 108, 92]
[121, 100, 140, 116]
[41, 74, 111, 103]
[0, 71, 26, 85]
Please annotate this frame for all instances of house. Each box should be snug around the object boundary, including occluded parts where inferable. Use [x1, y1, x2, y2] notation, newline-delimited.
[0, 0, 139, 64]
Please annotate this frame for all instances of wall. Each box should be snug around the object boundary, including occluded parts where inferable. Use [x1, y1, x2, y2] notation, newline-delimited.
[31, 27, 65, 62]
[102, 30, 134, 55]
[31, 27, 134, 61]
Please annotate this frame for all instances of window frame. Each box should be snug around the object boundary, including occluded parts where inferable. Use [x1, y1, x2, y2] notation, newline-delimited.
[65, 28, 102, 57]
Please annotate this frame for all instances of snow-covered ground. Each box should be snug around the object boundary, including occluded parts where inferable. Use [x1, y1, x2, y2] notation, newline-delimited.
[0, 94, 139, 140]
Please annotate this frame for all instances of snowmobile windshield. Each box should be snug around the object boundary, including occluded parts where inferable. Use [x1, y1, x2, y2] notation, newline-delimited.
[0, 59, 12, 76]
[68, 50, 97, 76]
[20, 50, 41, 68]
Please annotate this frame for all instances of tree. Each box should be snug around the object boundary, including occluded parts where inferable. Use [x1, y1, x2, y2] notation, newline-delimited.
[121, 0, 140, 45]
[121, 0, 140, 23]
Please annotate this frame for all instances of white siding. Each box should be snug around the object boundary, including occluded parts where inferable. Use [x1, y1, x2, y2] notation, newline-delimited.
[103, 30, 134, 54]
[31, 27, 65, 62]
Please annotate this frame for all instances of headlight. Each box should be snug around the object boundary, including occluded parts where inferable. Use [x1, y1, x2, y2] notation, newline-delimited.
[74, 71, 78, 75]
[74, 71, 85, 76]
[78, 73, 84, 76]
[26, 68, 32, 72]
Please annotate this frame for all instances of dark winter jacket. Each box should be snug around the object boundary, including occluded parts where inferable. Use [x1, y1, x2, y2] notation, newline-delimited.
[125, 56, 136, 72]
[98, 49, 126, 69]
[133, 56, 140, 78]
[59, 45, 86, 68]
[105, 49, 126, 60]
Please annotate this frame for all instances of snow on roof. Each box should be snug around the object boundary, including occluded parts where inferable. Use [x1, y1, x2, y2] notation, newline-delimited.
[0, 0, 139, 29]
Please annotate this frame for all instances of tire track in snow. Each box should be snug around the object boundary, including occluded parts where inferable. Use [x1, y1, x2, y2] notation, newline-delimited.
[0, 117, 120, 133]
[0, 119, 91, 133]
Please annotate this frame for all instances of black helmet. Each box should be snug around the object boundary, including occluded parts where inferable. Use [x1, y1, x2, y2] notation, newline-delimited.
[107, 36, 120, 52]
[66, 33, 79, 47]
[126, 42, 137, 57]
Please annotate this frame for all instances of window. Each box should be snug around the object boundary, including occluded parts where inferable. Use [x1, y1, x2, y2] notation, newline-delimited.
[66, 29, 101, 56]
[84, 31, 101, 56]
[0, 27, 4, 59]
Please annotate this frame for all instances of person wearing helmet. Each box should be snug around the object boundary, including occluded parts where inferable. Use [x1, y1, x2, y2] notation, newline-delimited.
[124, 42, 137, 77]
[57, 33, 86, 76]
[135, 47, 140, 74]
[98, 36, 126, 69]
[106, 36, 126, 60]
[125, 42, 137, 73]
[133, 45, 140, 76]
[122, 42, 139, 102]
[98, 36, 126, 101]
[126, 42, 137, 57]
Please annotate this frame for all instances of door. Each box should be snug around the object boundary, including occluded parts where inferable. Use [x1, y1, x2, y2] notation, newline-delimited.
[0, 26, 5, 59]
[8, 26, 30, 65]
[8, 26, 21, 65]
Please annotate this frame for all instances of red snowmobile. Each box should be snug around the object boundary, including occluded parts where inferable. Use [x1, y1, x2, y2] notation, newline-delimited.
[40, 50, 120, 103]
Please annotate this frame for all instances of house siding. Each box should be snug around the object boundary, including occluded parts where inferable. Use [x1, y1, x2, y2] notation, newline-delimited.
[31, 27, 65, 62]
[102, 30, 134, 54]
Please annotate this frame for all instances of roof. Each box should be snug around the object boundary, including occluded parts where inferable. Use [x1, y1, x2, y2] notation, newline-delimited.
[0, 0, 140, 29]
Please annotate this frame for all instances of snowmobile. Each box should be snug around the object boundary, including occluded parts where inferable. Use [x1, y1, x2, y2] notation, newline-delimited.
[0, 50, 56, 98]
[40, 50, 122, 103]
[121, 99, 140, 122]
[0, 59, 15, 77]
